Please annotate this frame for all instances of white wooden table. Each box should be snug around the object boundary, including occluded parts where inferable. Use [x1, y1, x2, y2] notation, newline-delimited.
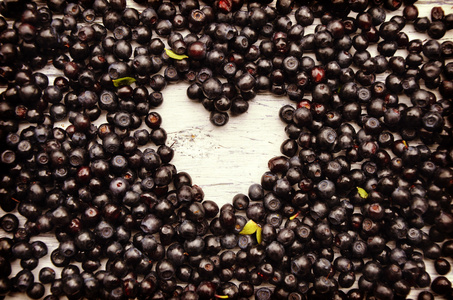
[1, 0, 453, 299]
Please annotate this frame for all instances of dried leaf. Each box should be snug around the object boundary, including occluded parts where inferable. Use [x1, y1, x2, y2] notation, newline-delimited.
[112, 77, 136, 87]
[165, 48, 189, 60]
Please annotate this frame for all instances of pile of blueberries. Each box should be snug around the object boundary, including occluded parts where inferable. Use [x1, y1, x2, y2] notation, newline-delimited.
[0, 0, 453, 299]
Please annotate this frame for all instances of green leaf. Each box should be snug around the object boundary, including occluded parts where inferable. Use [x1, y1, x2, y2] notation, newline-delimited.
[239, 220, 259, 235]
[357, 187, 368, 199]
[112, 77, 136, 87]
[256, 226, 262, 244]
[165, 48, 189, 60]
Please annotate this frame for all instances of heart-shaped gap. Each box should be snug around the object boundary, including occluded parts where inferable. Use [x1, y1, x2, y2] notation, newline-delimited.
[161, 86, 290, 205]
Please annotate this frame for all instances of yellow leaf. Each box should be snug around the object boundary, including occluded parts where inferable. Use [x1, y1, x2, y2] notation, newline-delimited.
[289, 211, 301, 220]
[239, 220, 259, 235]
[256, 226, 262, 244]
[357, 187, 368, 199]
[112, 77, 136, 87]
[214, 295, 229, 299]
[165, 48, 189, 60]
